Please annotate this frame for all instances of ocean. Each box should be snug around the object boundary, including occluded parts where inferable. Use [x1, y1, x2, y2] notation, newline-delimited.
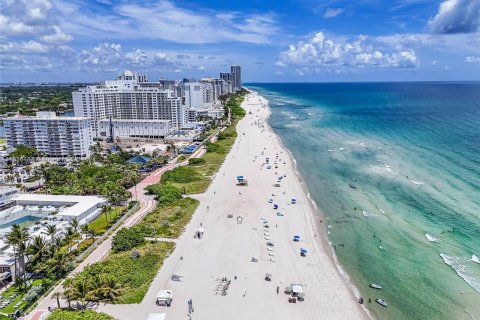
[247, 82, 480, 320]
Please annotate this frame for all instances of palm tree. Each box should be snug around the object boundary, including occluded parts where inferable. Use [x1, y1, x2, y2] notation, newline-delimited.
[101, 205, 111, 223]
[52, 291, 62, 309]
[62, 278, 74, 309]
[99, 277, 122, 303]
[65, 227, 75, 252]
[5, 224, 30, 285]
[69, 218, 80, 247]
[87, 229, 98, 244]
[81, 223, 90, 238]
[43, 224, 58, 245]
[5, 174, 15, 185]
[71, 279, 92, 313]
[47, 251, 71, 278]
[27, 235, 47, 266]
[89, 275, 122, 303]
[24, 165, 32, 177]
[69, 218, 79, 235]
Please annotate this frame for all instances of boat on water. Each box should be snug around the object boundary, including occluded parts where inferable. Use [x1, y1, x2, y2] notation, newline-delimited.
[375, 298, 388, 307]
[369, 283, 383, 289]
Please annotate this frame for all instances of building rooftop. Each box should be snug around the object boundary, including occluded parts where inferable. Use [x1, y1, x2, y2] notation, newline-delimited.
[14, 194, 106, 219]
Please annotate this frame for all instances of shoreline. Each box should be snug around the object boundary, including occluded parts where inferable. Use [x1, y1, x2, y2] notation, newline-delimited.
[259, 90, 372, 319]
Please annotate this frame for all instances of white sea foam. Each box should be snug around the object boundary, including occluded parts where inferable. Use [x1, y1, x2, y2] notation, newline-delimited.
[306, 192, 318, 209]
[440, 254, 480, 293]
[425, 233, 438, 242]
[339, 147, 345, 151]
[410, 180, 425, 186]
[362, 210, 376, 217]
[379, 209, 385, 214]
[472, 255, 480, 264]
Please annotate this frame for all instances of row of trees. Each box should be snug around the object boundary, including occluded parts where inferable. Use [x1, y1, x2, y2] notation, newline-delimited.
[5, 219, 100, 293]
[30, 154, 139, 205]
[54, 275, 122, 312]
[0, 85, 78, 115]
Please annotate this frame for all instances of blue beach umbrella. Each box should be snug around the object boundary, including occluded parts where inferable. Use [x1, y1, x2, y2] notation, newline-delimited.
[300, 248, 307, 253]
[293, 235, 300, 240]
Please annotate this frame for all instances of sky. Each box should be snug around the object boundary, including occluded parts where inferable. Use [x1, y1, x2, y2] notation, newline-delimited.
[0, 0, 479, 82]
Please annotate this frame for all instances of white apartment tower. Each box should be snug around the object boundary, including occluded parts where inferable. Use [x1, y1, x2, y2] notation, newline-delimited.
[73, 70, 186, 136]
[4, 112, 93, 159]
[231, 65, 242, 91]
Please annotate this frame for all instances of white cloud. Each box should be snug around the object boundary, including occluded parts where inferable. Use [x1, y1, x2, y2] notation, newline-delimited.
[323, 8, 345, 19]
[465, 55, 480, 62]
[81, 43, 122, 65]
[154, 53, 173, 65]
[40, 25, 73, 43]
[429, 0, 480, 34]
[56, 0, 277, 44]
[125, 49, 149, 65]
[276, 32, 419, 73]
[0, 40, 49, 53]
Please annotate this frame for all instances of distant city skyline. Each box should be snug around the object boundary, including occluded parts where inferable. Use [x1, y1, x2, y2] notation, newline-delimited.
[1, 0, 479, 82]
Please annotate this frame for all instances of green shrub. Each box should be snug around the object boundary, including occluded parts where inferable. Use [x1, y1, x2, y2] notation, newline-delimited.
[73, 242, 175, 304]
[145, 183, 182, 205]
[112, 228, 145, 253]
[188, 158, 206, 165]
[206, 142, 224, 153]
[24, 285, 43, 303]
[162, 166, 199, 183]
[47, 309, 114, 320]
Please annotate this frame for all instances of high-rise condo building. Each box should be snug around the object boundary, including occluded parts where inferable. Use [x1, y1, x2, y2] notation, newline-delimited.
[4, 112, 93, 159]
[231, 65, 242, 91]
[72, 70, 186, 137]
[219, 72, 234, 94]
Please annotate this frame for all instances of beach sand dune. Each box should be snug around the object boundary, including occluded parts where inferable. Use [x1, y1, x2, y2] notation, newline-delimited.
[100, 91, 368, 320]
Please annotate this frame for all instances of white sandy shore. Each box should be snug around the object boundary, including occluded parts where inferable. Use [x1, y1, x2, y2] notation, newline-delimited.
[99, 91, 369, 320]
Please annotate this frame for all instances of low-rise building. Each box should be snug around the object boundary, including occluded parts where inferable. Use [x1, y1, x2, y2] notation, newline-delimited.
[0, 187, 17, 210]
[99, 119, 171, 139]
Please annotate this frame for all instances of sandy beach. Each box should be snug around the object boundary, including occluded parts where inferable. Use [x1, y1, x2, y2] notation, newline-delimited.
[99, 91, 368, 320]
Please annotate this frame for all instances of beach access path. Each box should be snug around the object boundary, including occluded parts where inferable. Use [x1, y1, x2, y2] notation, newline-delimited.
[97, 92, 368, 320]
[24, 147, 207, 320]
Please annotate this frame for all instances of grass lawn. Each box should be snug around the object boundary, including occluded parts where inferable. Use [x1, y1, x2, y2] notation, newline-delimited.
[88, 206, 125, 234]
[0, 279, 44, 314]
[74, 241, 175, 304]
[47, 309, 114, 320]
[136, 197, 199, 238]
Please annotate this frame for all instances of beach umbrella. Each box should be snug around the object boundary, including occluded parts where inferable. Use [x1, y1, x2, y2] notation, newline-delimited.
[300, 248, 307, 253]
[293, 235, 300, 240]
[273, 204, 278, 209]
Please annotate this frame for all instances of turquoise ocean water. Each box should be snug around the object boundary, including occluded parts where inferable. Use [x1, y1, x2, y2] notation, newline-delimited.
[247, 82, 480, 320]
